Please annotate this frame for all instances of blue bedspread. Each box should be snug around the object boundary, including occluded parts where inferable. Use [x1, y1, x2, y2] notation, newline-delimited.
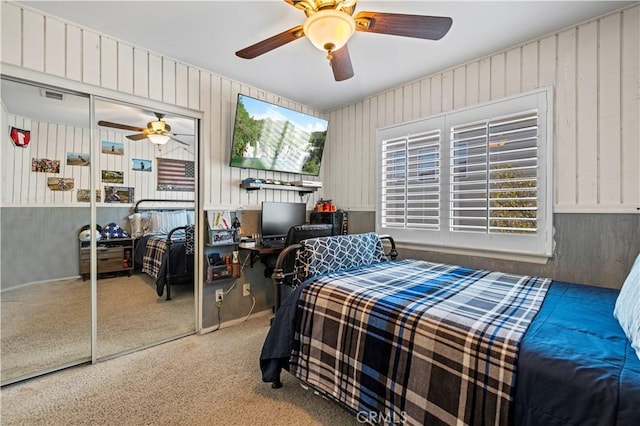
[514, 281, 640, 426]
[261, 268, 640, 425]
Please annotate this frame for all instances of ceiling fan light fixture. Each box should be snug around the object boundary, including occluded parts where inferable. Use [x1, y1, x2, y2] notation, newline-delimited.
[303, 9, 355, 52]
[148, 134, 170, 145]
[149, 120, 166, 132]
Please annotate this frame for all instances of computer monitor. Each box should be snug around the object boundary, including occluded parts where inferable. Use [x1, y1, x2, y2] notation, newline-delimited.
[261, 202, 306, 242]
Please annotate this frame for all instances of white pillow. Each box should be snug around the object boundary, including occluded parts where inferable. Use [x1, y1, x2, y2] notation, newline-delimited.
[128, 212, 150, 238]
[186, 210, 195, 225]
[614, 253, 640, 360]
[150, 210, 188, 234]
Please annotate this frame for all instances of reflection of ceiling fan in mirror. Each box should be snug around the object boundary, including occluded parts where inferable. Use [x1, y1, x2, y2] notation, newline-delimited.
[97, 112, 191, 146]
[236, 0, 453, 81]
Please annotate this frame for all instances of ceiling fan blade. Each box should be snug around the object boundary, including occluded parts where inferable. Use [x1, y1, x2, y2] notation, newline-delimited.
[354, 12, 453, 40]
[98, 120, 146, 132]
[169, 135, 190, 146]
[126, 133, 149, 141]
[236, 25, 304, 59]
[330, 45, 354, 82]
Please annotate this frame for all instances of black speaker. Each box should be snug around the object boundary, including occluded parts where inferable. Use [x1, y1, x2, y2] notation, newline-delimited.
[310, 210, 348, 235]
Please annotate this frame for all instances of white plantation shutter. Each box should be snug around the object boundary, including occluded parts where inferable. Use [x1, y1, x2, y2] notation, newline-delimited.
[407, 131, 441, 229]
[378, 88, 552, 259]
[450, 121, 489, 233]
[381, 130, 441, 230]
[488, 111, 538, 234]
[450, 110, 539, 235]
[381, 136, 407, 228]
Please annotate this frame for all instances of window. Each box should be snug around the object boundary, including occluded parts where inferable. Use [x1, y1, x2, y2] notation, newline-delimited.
[377, 89, 553, 259]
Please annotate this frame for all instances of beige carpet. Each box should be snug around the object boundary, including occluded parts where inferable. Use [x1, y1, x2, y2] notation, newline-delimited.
[1, 273, 194, 382]
[0, 314, 358, 426]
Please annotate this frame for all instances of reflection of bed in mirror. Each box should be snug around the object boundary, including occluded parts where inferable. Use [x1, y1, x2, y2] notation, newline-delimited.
[130, 199, 195, 300]
[262, 233, 640, 426]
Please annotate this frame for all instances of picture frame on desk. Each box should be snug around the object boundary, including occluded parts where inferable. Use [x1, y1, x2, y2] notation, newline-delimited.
[210, 229, 235, 246]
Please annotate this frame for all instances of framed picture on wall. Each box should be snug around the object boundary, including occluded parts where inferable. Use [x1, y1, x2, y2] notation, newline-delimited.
[67, 152, 90, 166]
[104, 186, 134, 203]
[132, 158, 152, 172]
[101, 170, 124, 184]
[101, 141, 124, 155]
[77, 189, 101, 202]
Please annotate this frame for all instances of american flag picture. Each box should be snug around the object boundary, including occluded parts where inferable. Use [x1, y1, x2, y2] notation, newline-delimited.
[157, 158, 195, 191]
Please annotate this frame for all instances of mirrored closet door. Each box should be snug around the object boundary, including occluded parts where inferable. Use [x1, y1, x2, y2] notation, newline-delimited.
[94, 99, 197, 359]
[1, 78, 199, 385]
[1, 78, 93, 384]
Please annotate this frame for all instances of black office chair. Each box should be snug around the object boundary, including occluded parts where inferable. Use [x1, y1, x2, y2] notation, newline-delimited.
[281, 223, 334, 283]
[267, 223, 334, 316]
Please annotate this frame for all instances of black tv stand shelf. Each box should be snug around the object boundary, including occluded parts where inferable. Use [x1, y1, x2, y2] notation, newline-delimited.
[240, 182, 318, 195]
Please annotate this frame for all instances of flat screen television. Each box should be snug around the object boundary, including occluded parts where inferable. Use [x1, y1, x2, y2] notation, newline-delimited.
[229, 94, 328, 176]
[261, 202, 307, 241]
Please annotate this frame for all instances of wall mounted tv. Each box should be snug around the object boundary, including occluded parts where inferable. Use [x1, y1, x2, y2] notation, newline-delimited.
[229, 94, 328, 176]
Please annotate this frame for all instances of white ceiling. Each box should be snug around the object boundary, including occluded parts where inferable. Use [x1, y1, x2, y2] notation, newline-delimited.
[19, 0, 635, 112]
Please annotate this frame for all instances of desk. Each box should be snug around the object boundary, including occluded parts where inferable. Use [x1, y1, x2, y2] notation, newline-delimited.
[240, 245, 284, 268]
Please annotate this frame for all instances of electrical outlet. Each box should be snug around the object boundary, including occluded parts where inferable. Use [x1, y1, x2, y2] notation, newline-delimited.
[243, 283, 251, 297]
[215, 289, 224, 302]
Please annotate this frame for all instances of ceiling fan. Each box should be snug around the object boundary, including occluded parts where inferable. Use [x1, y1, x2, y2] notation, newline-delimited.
[97, 113, 191, 146]
[235, 0, 453, 82]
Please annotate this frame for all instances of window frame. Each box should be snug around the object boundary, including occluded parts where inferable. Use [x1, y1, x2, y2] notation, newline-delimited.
[376, 88, 554, 261]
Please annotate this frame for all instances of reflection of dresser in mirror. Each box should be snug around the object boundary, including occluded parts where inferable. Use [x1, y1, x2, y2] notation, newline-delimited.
[79, 238, 133, 280]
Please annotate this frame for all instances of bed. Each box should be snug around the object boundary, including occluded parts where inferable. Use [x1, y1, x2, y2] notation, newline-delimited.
[130, 199, 195, 300]
[261, 232, 640, 425]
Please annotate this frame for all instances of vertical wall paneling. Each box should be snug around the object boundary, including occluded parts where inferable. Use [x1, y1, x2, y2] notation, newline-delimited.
[148, 53, 162, 100]
[82, 31, 101, 86]
[44, 17, 65, 77]
[453, 66, 466, 109]
[100, 37, 118, 90]
[1, 3, 21, 66]
[1, 3, 636, 214]
[465, 62, 479, 106]
[161, 58, 176, 104]
[555, 29, 578, 206]
[430, 74, 442, 114]
[175, 63, 188, 108]
[521, 41, 538, 91]
[199, 72, 212, 207]
[133, 48, 149, 98]
[188, 68, 200, 111]
[322, 6, 637, 213]
[348, 104, 357, 206]
[621, 7, 640, 207]
[65, 25, 82, 82]
[490, 53, 506, 99]
[218, 78, 232, 206]
[22, 9, 44, 72]
[117, 43, 134, 94]
[538, 35, 557, 87]
[505, 48, 521, 95]
[401, 85, 412, 122]
[361, 98, 372, 208]
[598, 13, 622, 205]
[441, 70, 454, 112]
[576, 21, 599, 205]
[411, 81, 421, 120]
[420, 78, 431, 118]
[478, 57, 491, 103]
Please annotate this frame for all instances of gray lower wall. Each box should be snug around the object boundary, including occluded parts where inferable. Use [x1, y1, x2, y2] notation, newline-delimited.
[347, 211, 639, 289]
[1, 206, 131, 290]
[2, 207, 637, 325]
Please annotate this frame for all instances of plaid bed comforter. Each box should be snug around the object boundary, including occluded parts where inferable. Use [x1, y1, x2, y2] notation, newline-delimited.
[290, 259, 550, 425]
[141, 236, 168, 279]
